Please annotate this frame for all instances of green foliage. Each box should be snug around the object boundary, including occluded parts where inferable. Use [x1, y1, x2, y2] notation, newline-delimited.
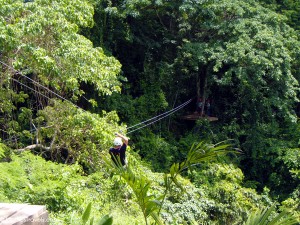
[177, 0, 300, 123]
[0, 0, 123, 161]
[0, 152, 88, 211]
[0, 140, 293, 225]
[87, 2, 300, 208]
[97, 214, 113, 225]
[105, 140, 237, 224]
[281, 190, 300, 223]
[104, 156, 164, 225]
[169, 141, 233, 182]
[245, 204, 298, 225]
[0, 151, 135, 224]
[80, 202, 113, 225]
[1, 0, 121, 96]
[34, 100, 124, 169]
[240, 122, 300, 196]
[188, 163, 274, 224]
[134, 133, 176, 172]
[281, 148, 300, 179]
[259, 0, 300, 31]
[82, 202, 92, 224]
[0, 143, 8, 160]
[86, 0, 180, 133]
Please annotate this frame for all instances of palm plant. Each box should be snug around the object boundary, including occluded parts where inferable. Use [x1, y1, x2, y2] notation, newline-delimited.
[80, 202, 113, 225]
[0, 143, 7, 160]
[104, 155, 164, 225]
[104, 140, 234, 225]
[156, 141, 234, 217]
[169, 141, 234, 186]
[245, 204, 299, 225]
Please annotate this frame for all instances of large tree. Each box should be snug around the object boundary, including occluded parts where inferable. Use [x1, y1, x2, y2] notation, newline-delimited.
[258, 0, 300, 31]
[174, 0, 300, 121]
[0, 0, 123, 166]
[173, 0, 300, 194]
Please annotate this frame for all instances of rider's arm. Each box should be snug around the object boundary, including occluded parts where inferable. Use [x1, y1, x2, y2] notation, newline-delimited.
[115, 133, 129, 146]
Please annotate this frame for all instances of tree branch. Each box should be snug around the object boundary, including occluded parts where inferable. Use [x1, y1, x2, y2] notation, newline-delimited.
[16, 144, 50, 152]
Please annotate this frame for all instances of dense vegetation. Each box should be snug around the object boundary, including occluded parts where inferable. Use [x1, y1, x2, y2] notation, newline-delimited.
[0, 0, 299, 224]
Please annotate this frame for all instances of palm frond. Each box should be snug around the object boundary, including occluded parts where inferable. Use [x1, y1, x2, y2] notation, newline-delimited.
[245, 204, 298, 225]
[170, 140, 235, 179]
[149, 211, 164, 225]
[104, 154, 164, 224]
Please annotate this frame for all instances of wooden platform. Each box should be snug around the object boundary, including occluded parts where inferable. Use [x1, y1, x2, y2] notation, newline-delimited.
[182, 114, 219, 122]
[0, 203, 48, 225]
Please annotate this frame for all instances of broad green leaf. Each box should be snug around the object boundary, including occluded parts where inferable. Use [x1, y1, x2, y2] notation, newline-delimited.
[97, 214, 113, 225]
[82, 202, 92, 224]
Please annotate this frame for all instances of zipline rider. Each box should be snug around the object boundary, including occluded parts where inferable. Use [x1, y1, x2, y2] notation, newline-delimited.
[109, 133, 129, 166]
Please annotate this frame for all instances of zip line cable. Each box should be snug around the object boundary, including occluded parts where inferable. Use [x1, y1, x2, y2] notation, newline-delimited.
[1, 60, 91, 143]
[0, 60, 81, 109]
[11, 77, 192, 137]
[127, 98, 193, 130]
[127, 98, 193, 134]
[3, 125, 52, 143]
[11, 78, 52, 101]
[1, 60, 192, 136]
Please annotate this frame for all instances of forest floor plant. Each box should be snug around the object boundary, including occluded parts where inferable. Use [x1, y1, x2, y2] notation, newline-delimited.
[104, 141, 236, 224]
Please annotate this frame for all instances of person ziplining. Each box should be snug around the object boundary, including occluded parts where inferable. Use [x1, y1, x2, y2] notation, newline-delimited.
[109, 132, 129, 167]
[106, 100, 195, 166]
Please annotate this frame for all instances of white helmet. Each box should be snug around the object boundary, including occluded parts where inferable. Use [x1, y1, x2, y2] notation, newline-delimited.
[113, 137, 122, 146]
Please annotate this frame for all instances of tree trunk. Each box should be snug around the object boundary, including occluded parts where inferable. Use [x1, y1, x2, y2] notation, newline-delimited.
[197, 65, 208, 116]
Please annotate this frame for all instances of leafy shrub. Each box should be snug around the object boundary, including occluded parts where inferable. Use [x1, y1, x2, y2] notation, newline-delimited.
[135, 133, 177, 172]
[188, 163, 274, 224]
[0, 143, 8, 161]
[0, 151, 146, 224]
